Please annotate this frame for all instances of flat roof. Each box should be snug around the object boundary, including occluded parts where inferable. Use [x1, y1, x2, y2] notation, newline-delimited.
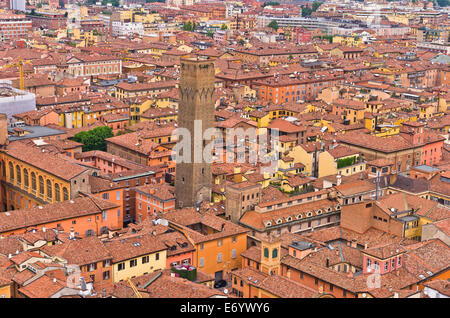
[413, 165, 440, 173]
[7, 125, 66, 141]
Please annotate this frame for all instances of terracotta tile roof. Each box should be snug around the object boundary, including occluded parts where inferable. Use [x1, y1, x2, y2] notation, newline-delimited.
[303, 226, 416, 249]
[327, 145, 359, 159]
[335, 180, 376, 196]
[157, 231, 195, 257]
[41, 236, 111, 265]
[376, 192, 437, 217]
[0, 196, 119, 234]
[115, 80, 177, 92]
[164, 208, 249, 244]
[10, 268, 35, 286]
[104, 233, 167, 263]
[135, 183, 175, 201]
[106, 132, 168, 156]
[338, 132, 413, 153]
[333, 98, 366, 110]
[88, 175, 123, 193]
[75, 150, 145, 171]
[10, 251, 44, 265]
[3, 141, 88, 181]
[18, 273, 67, 298]
[267, 118, 306, 133]
[240, 198, 339, 230]
[281, 254, 361, 292]
[129, 269, 228, 298]
[367, 158, 393, 167]
[141, 107, 177, 119]
[241, 246, 261, 263]
[233, 266, 318, 298]
[363, 243, 406, 260]
[258, 188, 329, 208]
[433, 218, 450, 236]
[423, 279, 450, 297]
[0, 236, 24, 256]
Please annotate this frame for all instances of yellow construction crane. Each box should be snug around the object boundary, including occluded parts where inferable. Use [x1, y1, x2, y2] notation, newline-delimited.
[4, 59, 31, 90]
[127, 277, 143, 298]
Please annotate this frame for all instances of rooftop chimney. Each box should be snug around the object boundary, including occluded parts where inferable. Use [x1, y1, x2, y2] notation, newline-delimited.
[336, 174, 342, 186]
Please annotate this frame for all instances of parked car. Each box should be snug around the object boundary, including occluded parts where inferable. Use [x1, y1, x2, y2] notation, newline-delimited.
[214, 280, 227, 289]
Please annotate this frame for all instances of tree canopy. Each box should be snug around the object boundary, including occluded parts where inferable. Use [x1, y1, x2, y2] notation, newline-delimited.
[72, 126, 114, 152]
[183, 21, 196, 31]
[262, 1, 280, 7]
[268, 20, 279, 31]
[312, 1, 323, 12]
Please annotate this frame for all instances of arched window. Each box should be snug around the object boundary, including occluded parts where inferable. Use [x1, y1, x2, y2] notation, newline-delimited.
[39, 176, 44, 196]
[63, 187, 69, 201]
[272, 248, 278, 258]
[46, 180, 52, 200]
[24, 169, 29, 188]
[1, 161, 5, 178]
[16, 165, 21, 184]
[31, 172, 36, 191]
[264, 248, 269, 258]
[54, 184, 61, 202]
[9, 162, 13, 181]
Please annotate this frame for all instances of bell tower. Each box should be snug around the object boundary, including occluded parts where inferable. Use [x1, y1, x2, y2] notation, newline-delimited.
[175, 57, 215, 209]
[261, 237, 282, 275]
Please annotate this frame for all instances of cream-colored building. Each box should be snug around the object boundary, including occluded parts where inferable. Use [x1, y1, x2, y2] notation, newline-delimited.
[105, 235, 168, 283]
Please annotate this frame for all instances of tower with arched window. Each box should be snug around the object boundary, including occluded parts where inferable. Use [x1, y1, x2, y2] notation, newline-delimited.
[260, 237, 282, 276]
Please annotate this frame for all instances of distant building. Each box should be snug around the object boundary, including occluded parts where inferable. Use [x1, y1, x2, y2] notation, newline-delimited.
[9, 0, 25, 12]
[0, 13, 31, 41]
[0, 80, 36, 121]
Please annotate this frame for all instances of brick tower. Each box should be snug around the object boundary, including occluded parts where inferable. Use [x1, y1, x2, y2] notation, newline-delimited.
[175, 57, 215, 208]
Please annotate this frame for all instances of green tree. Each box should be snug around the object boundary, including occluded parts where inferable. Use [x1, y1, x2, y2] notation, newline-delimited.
[73, 126, 114, 152]
[183, 21, 192, 31]
[262, 1, 280, 6]
[268, 20, 279, 31]
[302, 6, 313, 17]
[206, 30, 214, 38]
[312, 1, 323, 12]
[238, 38, 245, 45]
[221, 24, 228, 30]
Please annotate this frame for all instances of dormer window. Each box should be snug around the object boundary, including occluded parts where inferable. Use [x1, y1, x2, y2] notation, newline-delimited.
[276, 218, 282, 224]
[316, 209, 322, 215]
[286, 216, 292, 222]
[296, 214, 302, 220]
[307, 211, 313, 217]
[265, 221, 272, 227]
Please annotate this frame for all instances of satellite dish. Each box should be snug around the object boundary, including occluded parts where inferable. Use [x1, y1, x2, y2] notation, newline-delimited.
[223, 289, 228, 294]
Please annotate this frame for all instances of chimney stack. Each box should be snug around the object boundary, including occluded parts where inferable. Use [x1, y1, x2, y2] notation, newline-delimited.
[336, 174, 342, 186]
